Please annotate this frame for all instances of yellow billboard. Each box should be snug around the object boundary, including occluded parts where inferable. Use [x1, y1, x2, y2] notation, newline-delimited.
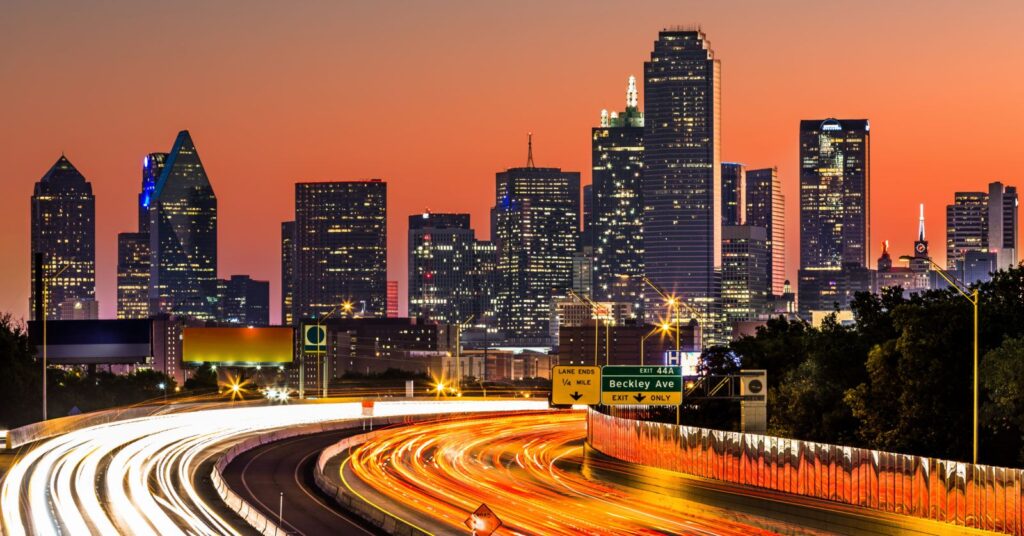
[183, 327, 294, 365]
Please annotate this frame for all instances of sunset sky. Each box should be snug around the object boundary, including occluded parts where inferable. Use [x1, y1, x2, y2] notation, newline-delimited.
[2, 0, 1022, 322]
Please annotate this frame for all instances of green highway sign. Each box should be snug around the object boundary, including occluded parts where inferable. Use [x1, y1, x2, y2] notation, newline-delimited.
[601, 365, 682, 405]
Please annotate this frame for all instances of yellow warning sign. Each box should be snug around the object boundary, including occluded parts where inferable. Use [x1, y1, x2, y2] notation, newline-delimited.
[552, 366, 601, 405]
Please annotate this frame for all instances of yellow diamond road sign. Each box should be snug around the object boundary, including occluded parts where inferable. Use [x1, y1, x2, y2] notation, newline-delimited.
[552, 366, 601, 405]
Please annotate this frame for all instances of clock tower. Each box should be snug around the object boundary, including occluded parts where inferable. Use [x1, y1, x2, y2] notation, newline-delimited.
[911, 203, 930, 272]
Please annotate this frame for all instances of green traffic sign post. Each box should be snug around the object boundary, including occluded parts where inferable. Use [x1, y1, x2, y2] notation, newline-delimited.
[600, 366, 682, 405]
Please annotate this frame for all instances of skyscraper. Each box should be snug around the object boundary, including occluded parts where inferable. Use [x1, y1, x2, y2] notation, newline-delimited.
[294, 180, 387, 320]
[281, 221, 295, 325]
[149, 131, 218, 320]
[118, 153, 167, 319]
[643, 28, 722, 330]
[988, 182, 1018, 269]
[945, 182, 1018, 271]
[116, 232, 150, 319]
[746, 167, 786, 296]
[408, 212, 476, 324]
[721, 162, 745, 226]
[721, 225, 768, 323]
[493, 137, 580, 342]
[387, 280, 399, 318]
[592, 76, 645, 309]
[220, 275, 270, 325]
[30, 155, 96, 320]
[582, 184, 594, 249]
[798, 118, 871, 314]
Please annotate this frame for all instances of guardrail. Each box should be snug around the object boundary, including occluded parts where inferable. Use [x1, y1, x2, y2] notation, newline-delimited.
[587, 408, 1024, 535]
[4, 405, 196, 449]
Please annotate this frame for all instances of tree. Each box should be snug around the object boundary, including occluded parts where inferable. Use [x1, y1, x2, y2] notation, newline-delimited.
[981, 336, 1024, 464]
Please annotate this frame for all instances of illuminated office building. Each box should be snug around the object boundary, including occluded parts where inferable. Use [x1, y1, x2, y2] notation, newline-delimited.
[281, 221, 295, 325]
[30, 155, 96, 320]
[721, 162, 745, 226]
[220, 275, 270, 325]
[408, 212, 477, 325]
[745, 167, 786, 296]
[492, 137, 580, 342]
[293, 180, 387, 320]
[946, 182, 1018, 271]
[798, 119, 871, 314]
[592, 76, 645, 310]
[117, 153, 167, 319]
[116, 232, 150, 319]
[149, 130, 219, 320]
[643, 28, 722, 334]
[387, 280, 399, 318]
[721, 225, 768, 323]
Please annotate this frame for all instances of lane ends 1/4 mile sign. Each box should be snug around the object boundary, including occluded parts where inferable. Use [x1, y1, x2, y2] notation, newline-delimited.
[601, 365, 682, 406]
[551, 366, 601, 405]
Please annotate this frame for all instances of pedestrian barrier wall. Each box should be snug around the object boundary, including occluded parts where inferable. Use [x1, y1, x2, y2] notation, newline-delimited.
[587, 408, 1024, 534]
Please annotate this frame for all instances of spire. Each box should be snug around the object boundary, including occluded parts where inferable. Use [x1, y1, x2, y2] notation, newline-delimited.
[526, 132, 535, 168]
[626, 75, 638, 109]
[918, 203, 926, 241]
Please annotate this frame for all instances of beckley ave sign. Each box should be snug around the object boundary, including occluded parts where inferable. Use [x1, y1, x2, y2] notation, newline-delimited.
[600, 365, 683, 406]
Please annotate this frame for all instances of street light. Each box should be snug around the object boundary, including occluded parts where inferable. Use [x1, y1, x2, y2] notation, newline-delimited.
[567, 290, 611, 366]
[158, 382, 167, 404]
[901, 254, 980, 463]
[639, 323, 674, 366]
[311, 300, 355, 399]
[42, 264, 71, 421]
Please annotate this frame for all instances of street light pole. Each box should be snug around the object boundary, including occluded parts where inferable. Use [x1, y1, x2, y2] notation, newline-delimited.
[41, 264, 70, 421]
[902, 254, 979, 463]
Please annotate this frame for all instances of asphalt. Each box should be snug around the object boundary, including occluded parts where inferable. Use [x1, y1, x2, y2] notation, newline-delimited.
[221, 430, 385, 536]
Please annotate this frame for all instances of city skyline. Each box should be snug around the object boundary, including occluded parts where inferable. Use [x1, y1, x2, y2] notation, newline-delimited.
[3, 2, 1024, 321]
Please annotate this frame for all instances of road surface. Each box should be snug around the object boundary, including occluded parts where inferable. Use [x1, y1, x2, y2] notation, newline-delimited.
[0, 399, 547, 535]
[221, 429, 384, 535]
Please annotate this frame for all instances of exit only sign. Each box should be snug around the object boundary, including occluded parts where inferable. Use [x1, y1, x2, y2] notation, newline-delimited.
[600, 366, 682, 405]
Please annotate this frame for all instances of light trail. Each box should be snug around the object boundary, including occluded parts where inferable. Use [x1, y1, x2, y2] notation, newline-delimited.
[0, 399, 547, 535]
[346, 412, 831, 535]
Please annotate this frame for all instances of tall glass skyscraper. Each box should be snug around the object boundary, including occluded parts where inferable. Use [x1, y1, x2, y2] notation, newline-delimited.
[149, 131, 219, 320]
[643, 28, 722, 334]
[118, 152, 168, 319]
[493, 141, 580, 342]
[721, 162, 745, 226]
[798, 118, 871, 314]
[946, 182, 1019, 271]
[592, 76, 644, 309]
[408, 212, 478, 324]
[281, 220, 296, 325]
[746, 167, 786, 296]
[293, 180, 387, 320]
[30, 155, 96, 319]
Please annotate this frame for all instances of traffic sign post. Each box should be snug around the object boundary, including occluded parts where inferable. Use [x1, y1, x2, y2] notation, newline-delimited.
[601, 366, 682, 405]
[464, 503, 502, 536]
[302, 324, 327, 353]
[551, 366, 601, 405]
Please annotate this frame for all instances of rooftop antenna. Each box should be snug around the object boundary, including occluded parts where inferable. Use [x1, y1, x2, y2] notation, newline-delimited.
[918, 203, 926, 241]
[627, 75, 638, 109]
[526, 132, 535, 168]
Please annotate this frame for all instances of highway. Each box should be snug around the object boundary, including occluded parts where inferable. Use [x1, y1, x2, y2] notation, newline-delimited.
[343, 411, 831, 535]
[0, 399, 547, 535]
[221, 429, 384, 535]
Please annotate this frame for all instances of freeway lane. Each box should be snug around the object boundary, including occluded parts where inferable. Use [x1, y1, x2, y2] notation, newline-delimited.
[221, 429, 384, 536]
[343, 411, 832, 535]
[0, 399, 547, 535]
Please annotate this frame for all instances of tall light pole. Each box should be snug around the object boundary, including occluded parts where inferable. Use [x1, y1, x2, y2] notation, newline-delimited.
[453, 315, 474, 392]
[42, 264, 70, 421]
[567, 290, 611, 365]
[312, 300, 353, 399]
[640, 323, 673, 366]
[902, 255, 980, 463]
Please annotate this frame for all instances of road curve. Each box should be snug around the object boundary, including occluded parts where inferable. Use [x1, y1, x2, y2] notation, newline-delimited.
[343, 411, 831, 535]
[221, 429, 384, 536]
[0, 399, 548, 535]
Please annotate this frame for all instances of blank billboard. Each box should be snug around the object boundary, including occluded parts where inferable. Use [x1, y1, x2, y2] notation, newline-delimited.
[182, 327, 293, 365]
[29, 319, 151, 365]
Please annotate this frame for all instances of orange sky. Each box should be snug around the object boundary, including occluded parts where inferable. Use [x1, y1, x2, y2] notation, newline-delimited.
[2, 0, 1022, 322]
